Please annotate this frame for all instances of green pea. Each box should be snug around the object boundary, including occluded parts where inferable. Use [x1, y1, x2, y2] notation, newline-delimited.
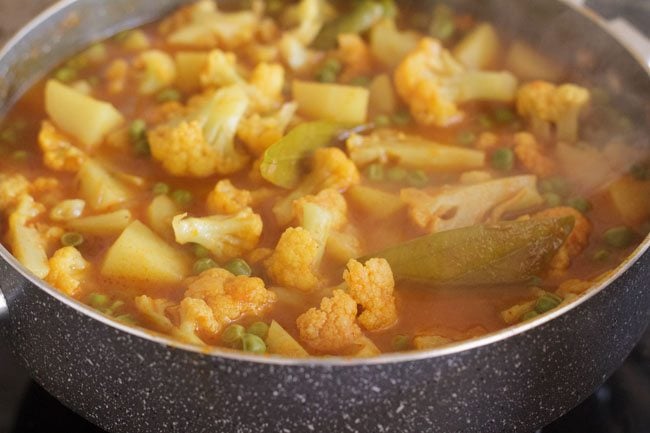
[61, 232, 84, 247]
[0, 128, 18, 143]
[350, 76, 371, 87]
[365, 163, 385, 182]
[242, 333, 267, 354]
[11, 150, 29, 162]
[540, 176, 570, 197]
[129, 119, 147, 142]
[105, 300, 125, 315]
[603, 226, 636, 249]
[193, 257, 217, 275]
[391, 110, 412, 126]
[527, 275, 543, 287]
[534, 293, 562, 314]
[392, 335, 411, 351]
[88, 293, 110, 308]
[387, 167, 409, 182]
[493, 107, 516, 123]
[156, 88, 181, 103]
[374, 115, 391, 128]
[172, 189, 193, 207]
[542, 192, 563, 207]
[491, 148, 514, 172]
[223, 258, 252, 277]
[521, 310, 539, 321]
[456, 131, 476, 146]
[629, 163, 649, 181]
[316, 58, 342, 82]
[152, 182, 170, 196]
[247, 322, 269, 339]
[407, 170, 429, 187]
[133, 139, 150, 157]
[592, 249, 610, 261]
[317, 68, 338, 83]
[477, 114, 493, 129]
[193, 244, 211, 258]
[566, 197, 592, 213]
[55, 67, 77, 83]
[222, 324, 246, 345]
[429, 4, 455, 41]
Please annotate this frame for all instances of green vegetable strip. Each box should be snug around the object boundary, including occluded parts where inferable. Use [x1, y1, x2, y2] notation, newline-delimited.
[260, 121, 345, 189]
[312, 1, 386, 49]
[361, 217, 574, 286]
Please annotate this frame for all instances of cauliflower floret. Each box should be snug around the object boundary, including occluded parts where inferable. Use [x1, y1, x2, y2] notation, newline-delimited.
[293, 188, 347, 231]
[206, 179, 252, 215]
[237, 102, 297, 156]
[7, 194, 49, 278]
[184, 267, 277, 329]
[147, 85, 250, 177]
[177, 297, 221, 343]
[273, 147, 360, 226]
[45, 246, 89, 297]
[401, 175, 543, 233]
[265, 227, 321, 291]
[133, 50, 176, 95]
[516, 81, 590, 143]
[38, 121, 86, 172]
[173, 207, 262, 262]
[105, 59, 128, 94]
[161, 0, 261, 50]
[344, 258, 397, 331]
[513, 132, 556, 177]
[134, 295, 205, 345]
[278, 0, 328, 71]
[279, 34, 323, 72]
[336, 33, 373, 83]
[199, 49, 241, 88]
[394, 38, 518, 126]
[534, 206, 591, 273]
[295, 289, 362, 353]
[0, 174, 30, 211]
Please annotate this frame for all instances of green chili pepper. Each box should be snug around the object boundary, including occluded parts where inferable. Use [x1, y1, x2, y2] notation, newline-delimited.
[313, 1, 386, 49]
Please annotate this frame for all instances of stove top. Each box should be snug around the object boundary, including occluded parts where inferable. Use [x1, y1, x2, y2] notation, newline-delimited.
[1, 329, 649, 433]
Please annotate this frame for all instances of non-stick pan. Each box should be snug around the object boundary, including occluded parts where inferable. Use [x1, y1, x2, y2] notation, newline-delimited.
[0, 1, 648, 432]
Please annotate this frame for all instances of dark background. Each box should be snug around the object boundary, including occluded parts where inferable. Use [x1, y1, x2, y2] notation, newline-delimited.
[0, 0, 648, 432]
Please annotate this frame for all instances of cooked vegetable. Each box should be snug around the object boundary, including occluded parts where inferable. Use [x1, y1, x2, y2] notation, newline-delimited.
[77, 160, 131, 211]
[362, 217, 574, 285]
[369, 18, 420, 69]
[608, 176, 650, 225]
[346, 131, 485, 170]
[292, 80, 369, 124]
[102, 220, 190, 283]
[45, 80, 125, 148]
[505, 41, 563, 82]
[260, 121, 344, 188]
[60, 232, 84, 247]
[346, 185, 404, 219]
[452, 23, 501, 70]
[223, 258, 252, 277]
[603, 226, 636, 249]
[368, 74, 398, 116]
[67, 209, 133, 236]
[146, 195, 180, 239]
[312, 1, 387, 49]
[266, 320, 309, 357]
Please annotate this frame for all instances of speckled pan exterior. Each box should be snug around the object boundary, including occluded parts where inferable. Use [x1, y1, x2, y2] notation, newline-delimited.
[0, 1, 648, 432]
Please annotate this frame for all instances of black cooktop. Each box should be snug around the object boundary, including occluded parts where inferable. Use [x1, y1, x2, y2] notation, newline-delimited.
[1, 329, 649, 433]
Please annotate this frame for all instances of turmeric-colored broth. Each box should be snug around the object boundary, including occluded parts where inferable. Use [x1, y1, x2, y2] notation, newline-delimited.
[0, 0, 647, 357]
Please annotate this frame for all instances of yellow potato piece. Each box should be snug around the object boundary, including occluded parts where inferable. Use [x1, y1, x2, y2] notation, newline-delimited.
[45, 80, 124, 148]
[266, 320, 309, 358]
[292, 80, 369, 124]
[77, 160, 131, 212]
[453, 23, 501, 70]
[174, 51, 209, 93]
[67, 209, 133, 236]
[101, 220, 190, 284]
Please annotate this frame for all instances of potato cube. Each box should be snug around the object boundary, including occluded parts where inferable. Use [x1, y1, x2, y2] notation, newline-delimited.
[293, 80, 369, 124]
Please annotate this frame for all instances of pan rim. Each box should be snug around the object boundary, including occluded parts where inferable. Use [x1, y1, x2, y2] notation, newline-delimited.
[0, 0, 648, 367]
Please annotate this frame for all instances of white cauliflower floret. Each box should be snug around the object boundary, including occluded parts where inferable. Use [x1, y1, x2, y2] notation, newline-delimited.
[265, 227, 321, 292]
[516, 80, 590, 143]
[134, 295, 205, 345]
[161, 0, 261, 50]
[7, 194, 49, 278]
[38, 121, 86, 172]
[401, 175, 543, 233]
[513, 132, 556, 177]
[295, 289, 362, 353]
[172, 207, 263, 262]
[184, 267, 277, 330]
[105, 59, 128, 94]
[199, 49, 241, 88]
[177, 297, 221, 344]
[278, 0, 328, 71]
[147, 85, 250, 177]
[206, 179, 252, 214]
[394, 37, 518, 126]
[45, 246, 89, 296]
[273, 147, 360, 226]
[0, 174, 30, 211]
[237, 102, 297, 156]
[344, 258, 397, 331]
[336, 33, 373, 83]
[133, 50, 177, 95]
[279, 34, 323, 72]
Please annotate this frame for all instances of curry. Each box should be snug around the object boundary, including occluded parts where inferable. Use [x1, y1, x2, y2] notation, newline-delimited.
[0, 0, 648, 357]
